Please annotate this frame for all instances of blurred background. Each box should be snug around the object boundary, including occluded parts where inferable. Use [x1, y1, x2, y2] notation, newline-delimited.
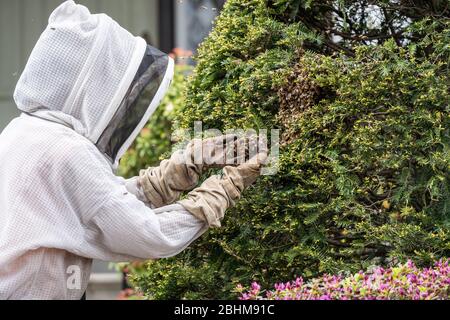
[0, 0, 225, 129]
[0, 0, 225, 299]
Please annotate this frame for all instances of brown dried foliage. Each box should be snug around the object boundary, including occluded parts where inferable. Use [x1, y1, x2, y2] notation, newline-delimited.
[277, 62, 323, 145]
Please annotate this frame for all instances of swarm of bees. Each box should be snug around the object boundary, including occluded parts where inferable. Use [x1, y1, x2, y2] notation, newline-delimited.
[276, 59, 323, 146]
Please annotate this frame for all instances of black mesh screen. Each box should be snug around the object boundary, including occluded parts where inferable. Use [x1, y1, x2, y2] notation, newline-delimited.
[96, 45, 169, 162]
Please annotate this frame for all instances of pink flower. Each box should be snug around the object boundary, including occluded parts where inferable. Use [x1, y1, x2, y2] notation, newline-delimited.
[251, 282, 261, 291]
[238, 259, 450, 300]
[240, 293, 250, 300]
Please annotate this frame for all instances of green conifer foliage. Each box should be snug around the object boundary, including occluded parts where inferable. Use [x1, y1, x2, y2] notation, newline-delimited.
[128, 1, 449, 299]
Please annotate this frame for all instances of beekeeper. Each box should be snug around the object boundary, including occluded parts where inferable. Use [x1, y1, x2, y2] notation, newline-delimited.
[0, 1, 266, 300]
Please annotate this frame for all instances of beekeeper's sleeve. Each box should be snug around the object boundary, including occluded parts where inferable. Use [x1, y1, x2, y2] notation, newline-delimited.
[123, 176, 155, 207]
[71, 144, 208, 261]
[88, 191, 208, 261]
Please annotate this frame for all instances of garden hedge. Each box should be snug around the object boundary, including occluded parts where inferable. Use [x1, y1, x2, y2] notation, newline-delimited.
[122, 0, 450, 299]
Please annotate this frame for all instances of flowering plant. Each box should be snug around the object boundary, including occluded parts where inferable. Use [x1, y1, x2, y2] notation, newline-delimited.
[117, 288, 144, 300]
[238, 260, 450, 300]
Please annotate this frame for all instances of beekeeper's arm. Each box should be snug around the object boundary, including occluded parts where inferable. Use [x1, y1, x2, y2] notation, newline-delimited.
[87, 186, 208, 261]
[136, 134, 246, 207]
[83, 137, 261, 261]
[178, 152, 267, 227]
[122, 134, 245, 208]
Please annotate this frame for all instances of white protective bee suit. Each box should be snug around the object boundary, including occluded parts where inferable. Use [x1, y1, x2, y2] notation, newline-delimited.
[0, 1, 266, 300]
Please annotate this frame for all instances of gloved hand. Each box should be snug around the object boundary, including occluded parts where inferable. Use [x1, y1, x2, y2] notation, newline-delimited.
[178, 150, 268, 228]
[138, 134, 247, 207]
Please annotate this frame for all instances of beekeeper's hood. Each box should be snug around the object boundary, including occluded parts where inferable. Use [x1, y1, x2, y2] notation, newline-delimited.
[13, 0, 174, 166]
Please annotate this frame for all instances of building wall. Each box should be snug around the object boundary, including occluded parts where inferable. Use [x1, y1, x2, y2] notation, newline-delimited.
[0, 0, 158, 131]
[175, 0, 218, 55]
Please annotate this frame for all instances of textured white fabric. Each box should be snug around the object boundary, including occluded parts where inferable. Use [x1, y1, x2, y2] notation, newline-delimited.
[13, 0, 147, 143]
[0, 115, 207, 300]
[0, 1, 207, 300]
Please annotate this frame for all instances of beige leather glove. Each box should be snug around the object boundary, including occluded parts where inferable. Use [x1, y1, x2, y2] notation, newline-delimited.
[178, 151, 268, 228]
[138, 135, 246, 207]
